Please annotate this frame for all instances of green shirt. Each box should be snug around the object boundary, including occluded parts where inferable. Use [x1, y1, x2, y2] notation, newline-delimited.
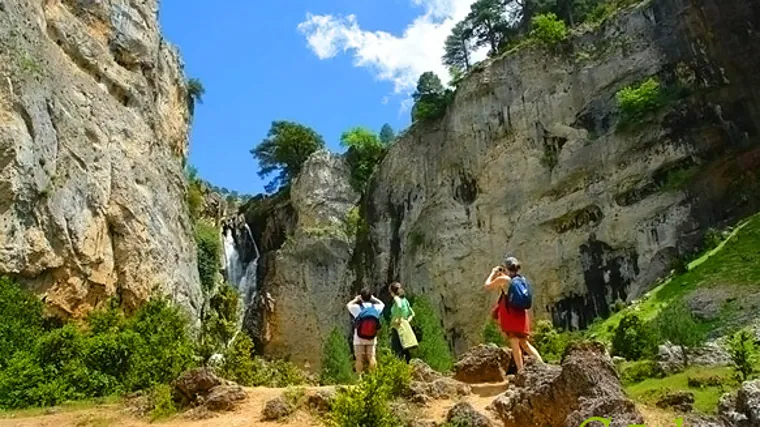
[391, 297, 414, 326]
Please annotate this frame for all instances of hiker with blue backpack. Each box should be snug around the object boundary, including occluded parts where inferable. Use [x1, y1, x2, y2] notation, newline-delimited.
[484, 256, 543, 372]
[346, 288, 385, 374]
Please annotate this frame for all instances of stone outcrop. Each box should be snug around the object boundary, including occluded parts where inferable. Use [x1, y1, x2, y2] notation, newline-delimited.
[353, 0, 760, 353]
[490, 342, 643, 427]
[719, 380, 760, 427]
[241, 150, 360, 368]
[173, 368, 246, 413]
[446, 402, 494, 427]
[408, 359, 471, 404]
[452, 344, 511, 384]
[0, 0, 201, 317]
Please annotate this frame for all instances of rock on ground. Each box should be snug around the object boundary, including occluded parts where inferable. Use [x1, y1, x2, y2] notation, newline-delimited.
[446, 402, 493, 427]
[719, 380, 760, 427]
[173, 368, 246, 412]
[408, 359, 471, 404]
[656, 391, 695, 412]
[489, 342, 643, 427]
[261, 396, 294, 421]
[306, 388, 336, 414]
[453, 344, 511, 384]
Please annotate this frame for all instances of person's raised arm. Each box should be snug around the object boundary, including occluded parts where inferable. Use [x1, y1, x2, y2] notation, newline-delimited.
[484, 266, 510, 291]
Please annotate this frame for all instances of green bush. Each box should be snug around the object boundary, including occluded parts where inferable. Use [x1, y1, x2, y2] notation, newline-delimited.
[727, 328, 758, 382]
[199, 283, 240, 361]
[320, 328, 355, 385]
[530, 13, 568, 48]
[619, 360, 663, 385]
[218, 334, 257, 385]
[329, 347, 410, 427]
[186, 180, 204, 220]
[341, 128, 387, 193]
[0, 280, 197, 410]
[654, 301, 705, 367]
[611, 312, 658, 361]
[531, 320, 580, 363]
[194, 221, 221, 295]
[408, 297, 454, 372]
[616, 78, 663, 124]
[0, 276, 45, 367]
[482, 319, 506, 347]
[148, 384, 178, 421]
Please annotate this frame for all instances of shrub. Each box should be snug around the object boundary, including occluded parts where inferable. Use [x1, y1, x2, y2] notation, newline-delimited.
[703, 228, 724, 251]
[727, 328, 758, 382]
[408, 297, 454, 372]
[616, 78, 663, 124]
[200, 283, 240, 361]
[148, 384, 178, 421]
[344, 206, 365, 240]
[218, 334, 257, 385]
[320, 328, 355, 385]
[186, 180, 204, 220]
[194, 221, 221, 295]
[530, 13, 568, 48]
[341, 128, 387, 193]
[329, 348, 410, 427]
[0, 276, 44, 367]
[654, 301, 705, 367]
[482, 319, 507, 347]
[531, 320, 579, 363]
[611, 312, 658, 361]
[619, 360, 663, 385]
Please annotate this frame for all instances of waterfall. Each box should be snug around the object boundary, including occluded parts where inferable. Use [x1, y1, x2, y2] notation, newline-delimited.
[222, 223, 260, 305]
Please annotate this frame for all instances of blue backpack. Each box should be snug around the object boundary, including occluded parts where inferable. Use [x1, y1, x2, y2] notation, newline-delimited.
[354, 304, 381, 339]
[507, 275, 533, 310]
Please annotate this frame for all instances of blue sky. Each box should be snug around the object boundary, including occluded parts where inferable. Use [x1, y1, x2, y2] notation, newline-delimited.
[159, 0, 477, 195]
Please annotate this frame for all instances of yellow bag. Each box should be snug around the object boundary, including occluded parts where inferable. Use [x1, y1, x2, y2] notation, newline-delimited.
[397, 319, 418, 349]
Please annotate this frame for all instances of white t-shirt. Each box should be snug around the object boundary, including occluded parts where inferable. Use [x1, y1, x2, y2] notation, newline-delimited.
[347, 301, 385, 345]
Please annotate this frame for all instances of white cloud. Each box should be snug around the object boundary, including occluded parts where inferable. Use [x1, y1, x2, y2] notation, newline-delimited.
[297, 0, 484, 98]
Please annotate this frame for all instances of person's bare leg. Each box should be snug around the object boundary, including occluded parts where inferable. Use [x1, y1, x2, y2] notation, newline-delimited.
[509, 337, 524, 372]
[368, 355, 377, 371]
[354, 347, 364, 374]
[519, 339, 544, 364]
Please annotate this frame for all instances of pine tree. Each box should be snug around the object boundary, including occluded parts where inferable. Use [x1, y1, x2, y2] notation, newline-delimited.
[443, 21, 473, 71]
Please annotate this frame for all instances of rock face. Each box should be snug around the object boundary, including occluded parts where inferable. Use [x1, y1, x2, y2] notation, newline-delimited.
[0, 0, 201, 317]
[452, 344, 511, 383]
[354, 0, 760, 353]
[490, 342, 643, 427]
[241, 150, 360, 368]
[719, 380, 760, 427]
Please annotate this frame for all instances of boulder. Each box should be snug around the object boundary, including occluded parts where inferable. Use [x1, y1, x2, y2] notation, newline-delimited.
[409, 377, 472, 404]
[489, 342, 643, 427]
[656, 391, 695, 412]
[202, 384, 246, 412]
[719, 380, 760, 427]
[657, 342, 732, 374]
[306, 388, 336, 413]
[446, 402, 493, 427]
[453, 344, 511, 384]
[411, 358, 444, 382]
[261, 396, 294, 421]
[173, 368, 223, 405]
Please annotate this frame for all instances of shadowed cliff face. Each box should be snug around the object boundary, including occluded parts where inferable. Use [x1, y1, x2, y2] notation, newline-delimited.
[0, 0, 201, 317]
[357, 0, 760, 348]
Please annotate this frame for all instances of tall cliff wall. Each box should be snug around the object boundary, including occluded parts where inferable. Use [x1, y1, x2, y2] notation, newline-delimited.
[0, 0, 201, 317]
[361, 0, 760, 353]
[241, 0, 760, 365]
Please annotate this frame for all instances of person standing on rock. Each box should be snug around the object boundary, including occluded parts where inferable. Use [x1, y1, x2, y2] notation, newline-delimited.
[389, 282, 418, 363]
[346, 288, 385, 374]
[484, 256, 543, 372]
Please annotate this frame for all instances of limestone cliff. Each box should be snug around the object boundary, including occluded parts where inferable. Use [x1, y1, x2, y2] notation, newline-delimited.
[241, 0, 760, 364]
[0, 0, 202, 317]
[361, 0, 760, 352]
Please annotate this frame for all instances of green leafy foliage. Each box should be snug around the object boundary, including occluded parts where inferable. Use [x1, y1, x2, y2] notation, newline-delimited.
[482, 319, 507, 347]
[654, 301, 705, 366]
[618, 360, 664, 385]
[320, 328, 355, 385]
[443, 21, 473, 71]
[467, 0, 511, 54]
[251, 121, 326, 193]
[199, 283, 240, 361]
[194, 221, 221, 296]
[0, 276, 44, 368]
[531, 320, 580, 363]
[611, 312, 658, 361]
[379, 124, 396, 144]
[727, 328, 758, 382]
[329, 347, 410, 427]
[408, 297, 454, 372]
[186, 78, 205, 117]
[148, 384, 178, 421]
[412, 72, 453, 122]
[530, 13, 568, 48]
[218, 334, 307, 388]
[186, 180, 204, 221]
[616, 78, 663, 125]
[341, 127, 387, 193]
[0, 282, 196, 410]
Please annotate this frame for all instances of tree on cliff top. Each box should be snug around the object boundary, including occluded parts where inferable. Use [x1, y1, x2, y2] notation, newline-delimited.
[443, 20, 473, 71]
[411, 72, 452, 122]
[251, 121, 325, 193]
[379, 124, 396, 144]
[341, 127, 387, 193]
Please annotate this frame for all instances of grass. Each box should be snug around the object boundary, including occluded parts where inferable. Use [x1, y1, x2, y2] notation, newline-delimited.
[625, 366, 745, 413]
[0, 396, 121, 419]
[587, 212, 760, 342]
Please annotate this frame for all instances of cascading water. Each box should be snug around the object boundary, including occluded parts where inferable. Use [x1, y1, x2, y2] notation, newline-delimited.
[222, 223, 260, 305]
